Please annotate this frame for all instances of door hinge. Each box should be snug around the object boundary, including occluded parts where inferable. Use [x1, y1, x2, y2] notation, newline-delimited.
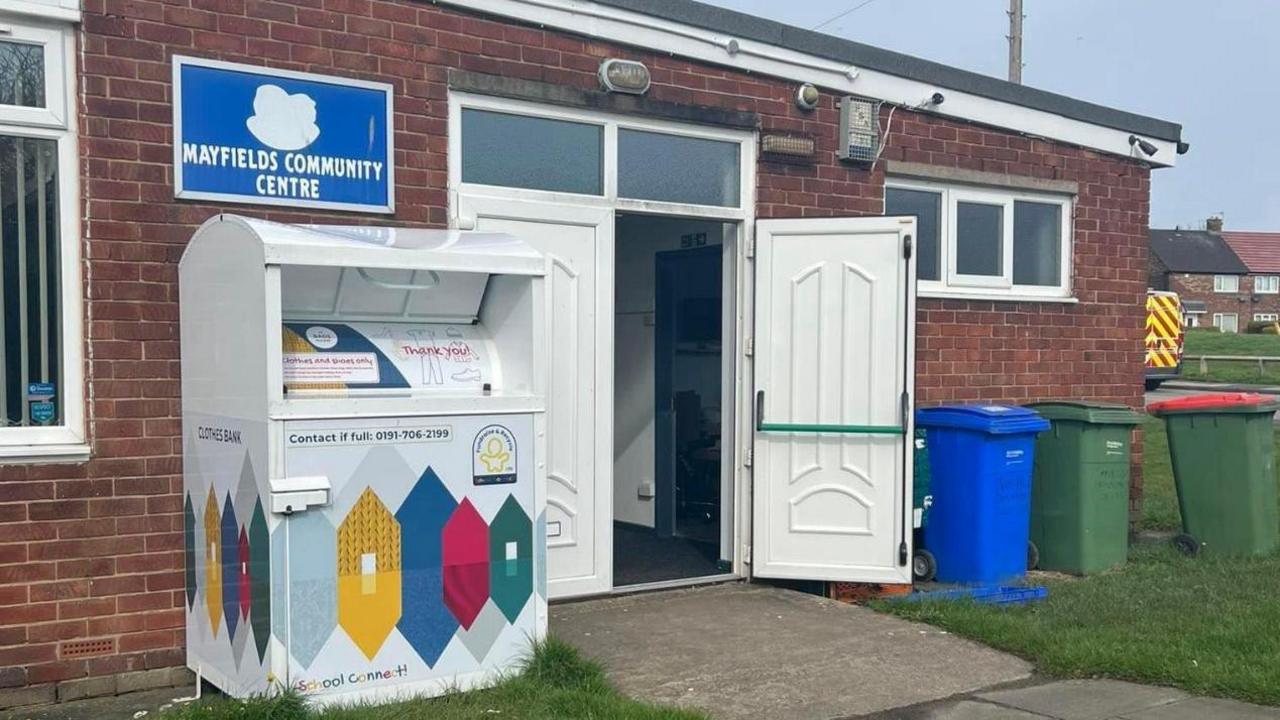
[903, 233, 913, 260]
[898, 541, 909, 566]
[742, 544, 751, 563]
[745, 235, 755, 258]
[745, 337, 754, 356]
[743, 446, 753, 467]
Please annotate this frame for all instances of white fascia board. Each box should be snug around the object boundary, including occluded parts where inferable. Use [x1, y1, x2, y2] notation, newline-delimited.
[441, 0, 1176, 167]
[0, 0, 81, 23]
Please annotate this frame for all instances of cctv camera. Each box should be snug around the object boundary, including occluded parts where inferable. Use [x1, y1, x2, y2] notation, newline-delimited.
[1128, 135, 1158, 157]
[930, 92, 945, 105]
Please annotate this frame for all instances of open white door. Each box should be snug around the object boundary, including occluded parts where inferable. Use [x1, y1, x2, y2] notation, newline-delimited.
[751, 216, 916, 584]
[458, 195, 613, 599]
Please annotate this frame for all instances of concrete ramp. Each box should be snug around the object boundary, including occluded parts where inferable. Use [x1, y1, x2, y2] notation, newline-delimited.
[551, 582, 1031, 720]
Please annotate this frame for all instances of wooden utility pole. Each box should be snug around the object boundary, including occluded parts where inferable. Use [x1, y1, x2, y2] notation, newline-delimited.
[1008, 0, 1024, 84]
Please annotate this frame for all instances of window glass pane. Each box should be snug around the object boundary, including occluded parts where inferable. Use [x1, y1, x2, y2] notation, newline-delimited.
[618, 129, 739, 207]
[955, 202, 1002, 276]
[1013, 201, 1062, 286]
[0, 135, 61, 427]
[885, 188, 941, 281]
[0, 41, 45, 109]
[461, 109, 602, 195]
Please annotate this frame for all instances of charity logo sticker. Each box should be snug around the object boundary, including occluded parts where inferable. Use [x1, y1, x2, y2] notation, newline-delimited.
[473, 425, 517, 486]
[306, 326, 339, 349]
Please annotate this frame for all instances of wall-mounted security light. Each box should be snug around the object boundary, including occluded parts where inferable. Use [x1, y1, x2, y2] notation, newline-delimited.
[1129, 134, 1158, 157]
[796, 83, 821, 111]
[761, 134, 817, 163]
[599, 58, 651, 95]
[837, 96, 882, 164]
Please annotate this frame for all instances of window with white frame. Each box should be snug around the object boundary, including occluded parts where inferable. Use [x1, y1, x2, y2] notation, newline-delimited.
[455, 99, 750, 213]
[885, 180, 1072, 299]
[0, 19, 84, 457]
[1255, 313, 1278, 322]
[1255, 276, 1279, 294]
[1214, 275, 1240, 293]
[1213, 313, 1239, 333]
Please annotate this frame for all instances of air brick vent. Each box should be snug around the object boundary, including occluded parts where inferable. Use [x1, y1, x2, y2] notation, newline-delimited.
[60, 638, 115, 659]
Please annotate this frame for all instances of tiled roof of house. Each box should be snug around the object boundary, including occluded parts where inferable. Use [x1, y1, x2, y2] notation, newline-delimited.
[1221, 232, 1280, 274]
[1149, 229, 1248, 274]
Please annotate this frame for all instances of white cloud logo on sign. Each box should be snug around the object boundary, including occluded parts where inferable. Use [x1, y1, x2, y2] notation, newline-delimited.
[245, 84, 320, 151]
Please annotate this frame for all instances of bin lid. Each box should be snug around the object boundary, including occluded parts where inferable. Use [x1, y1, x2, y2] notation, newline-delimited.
[915, 405, 1050, 434]
[1023, 401, 1142, 425]
[1147, 392, 1280, 416]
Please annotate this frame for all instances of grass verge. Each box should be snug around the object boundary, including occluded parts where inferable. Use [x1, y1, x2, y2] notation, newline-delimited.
[160, 637, 706, 720]
[1182, 329, 1280, 384]
[876, 544, 1280, 706]
[875, 419, 1280, 706]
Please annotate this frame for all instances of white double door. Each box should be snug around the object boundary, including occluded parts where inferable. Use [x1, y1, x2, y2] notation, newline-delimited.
[460, 195, 915, 597]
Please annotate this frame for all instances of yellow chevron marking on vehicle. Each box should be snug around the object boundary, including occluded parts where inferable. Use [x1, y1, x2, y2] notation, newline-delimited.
[1146, 294, 1182, 369]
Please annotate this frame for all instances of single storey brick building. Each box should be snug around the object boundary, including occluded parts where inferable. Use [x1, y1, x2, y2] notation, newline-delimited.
[1, 0, 1182, 706]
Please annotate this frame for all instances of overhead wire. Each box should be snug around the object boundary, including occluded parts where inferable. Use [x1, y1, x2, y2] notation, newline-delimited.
[811, 0, 884, 31]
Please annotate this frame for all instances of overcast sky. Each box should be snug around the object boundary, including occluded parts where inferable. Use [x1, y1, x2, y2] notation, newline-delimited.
[700, 0, 1278, 231]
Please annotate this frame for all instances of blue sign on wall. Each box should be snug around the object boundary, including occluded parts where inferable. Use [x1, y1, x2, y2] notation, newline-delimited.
[173, 57, 394, 213]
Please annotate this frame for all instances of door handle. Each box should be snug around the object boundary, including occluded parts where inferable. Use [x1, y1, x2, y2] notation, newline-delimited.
[755, 389, 904, 435]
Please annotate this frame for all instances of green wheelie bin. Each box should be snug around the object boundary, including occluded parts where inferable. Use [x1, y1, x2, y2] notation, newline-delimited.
[1025, 402, 1142, 574]
[1147, 393, 1280, 557]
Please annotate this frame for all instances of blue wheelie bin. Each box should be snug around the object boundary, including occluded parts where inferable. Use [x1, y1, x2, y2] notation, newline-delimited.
[915, 405, 1050, 584]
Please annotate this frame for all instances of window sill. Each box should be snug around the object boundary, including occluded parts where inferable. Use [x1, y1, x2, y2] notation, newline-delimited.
[0, 443, 91, 465]
[919, 290, 1078, 304]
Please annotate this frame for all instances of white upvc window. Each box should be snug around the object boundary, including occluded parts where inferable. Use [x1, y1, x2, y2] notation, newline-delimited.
[1214, 275, 1240, 293]
[1254, 313, 1278, 322]
[885, 179, 1073, 302]
[1255, 276, 1279, 294]
[0, 17, 85, 460]
[1213, 313, 1239, 333]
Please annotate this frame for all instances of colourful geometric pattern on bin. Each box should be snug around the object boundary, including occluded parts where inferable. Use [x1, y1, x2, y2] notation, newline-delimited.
[221, 494, 240, 639]
[184, 493, 196, 611]
[442, 498, 490, 630]
[488, 495, 533, 623]
[337, 487, 402, 660]
[395, 466, 457, 667]
[204, 487, 223, 636]
[249, 498, 271, 663]
[238, 526, 251, 622]
[289, 511, 337, 669]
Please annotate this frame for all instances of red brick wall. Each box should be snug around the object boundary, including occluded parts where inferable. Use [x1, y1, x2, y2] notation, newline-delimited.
[1167, 273, 1280, 328]
[0, 0, 1152, 697]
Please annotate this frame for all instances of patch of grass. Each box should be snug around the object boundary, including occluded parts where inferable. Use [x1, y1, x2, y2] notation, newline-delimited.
[1184, 328, 1280, 356]
[1139, 416, 1180, 532]
[875, 544, 1280, 706]
[161, 638, 705, 720]
[876, 422, 1280, 706]
[1182, 329, 1280, 384]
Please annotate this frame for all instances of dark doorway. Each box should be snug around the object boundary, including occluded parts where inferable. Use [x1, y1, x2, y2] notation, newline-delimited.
[613, 214, 731, 587]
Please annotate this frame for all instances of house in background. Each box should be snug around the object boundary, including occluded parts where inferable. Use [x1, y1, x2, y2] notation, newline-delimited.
[1221, 230, 1280, 326]
[1149, 220, 1249, 331]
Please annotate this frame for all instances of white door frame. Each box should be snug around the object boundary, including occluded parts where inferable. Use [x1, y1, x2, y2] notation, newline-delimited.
[448, 92, 757, 597]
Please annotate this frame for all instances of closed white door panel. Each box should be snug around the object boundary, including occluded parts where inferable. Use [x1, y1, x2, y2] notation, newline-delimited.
[752, 216, 915, 584]
[460, 196, 612, 598]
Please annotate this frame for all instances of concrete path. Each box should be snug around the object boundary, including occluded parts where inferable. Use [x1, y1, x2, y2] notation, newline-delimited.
[551, 581, 1032, 720]
[859, 679, 1280, 720]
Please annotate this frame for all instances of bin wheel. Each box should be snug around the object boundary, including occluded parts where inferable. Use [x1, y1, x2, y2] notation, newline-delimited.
[1173, 533, 1201, 557]
[912, 549, 937, 583]
[1027, 541, 1040, 570]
